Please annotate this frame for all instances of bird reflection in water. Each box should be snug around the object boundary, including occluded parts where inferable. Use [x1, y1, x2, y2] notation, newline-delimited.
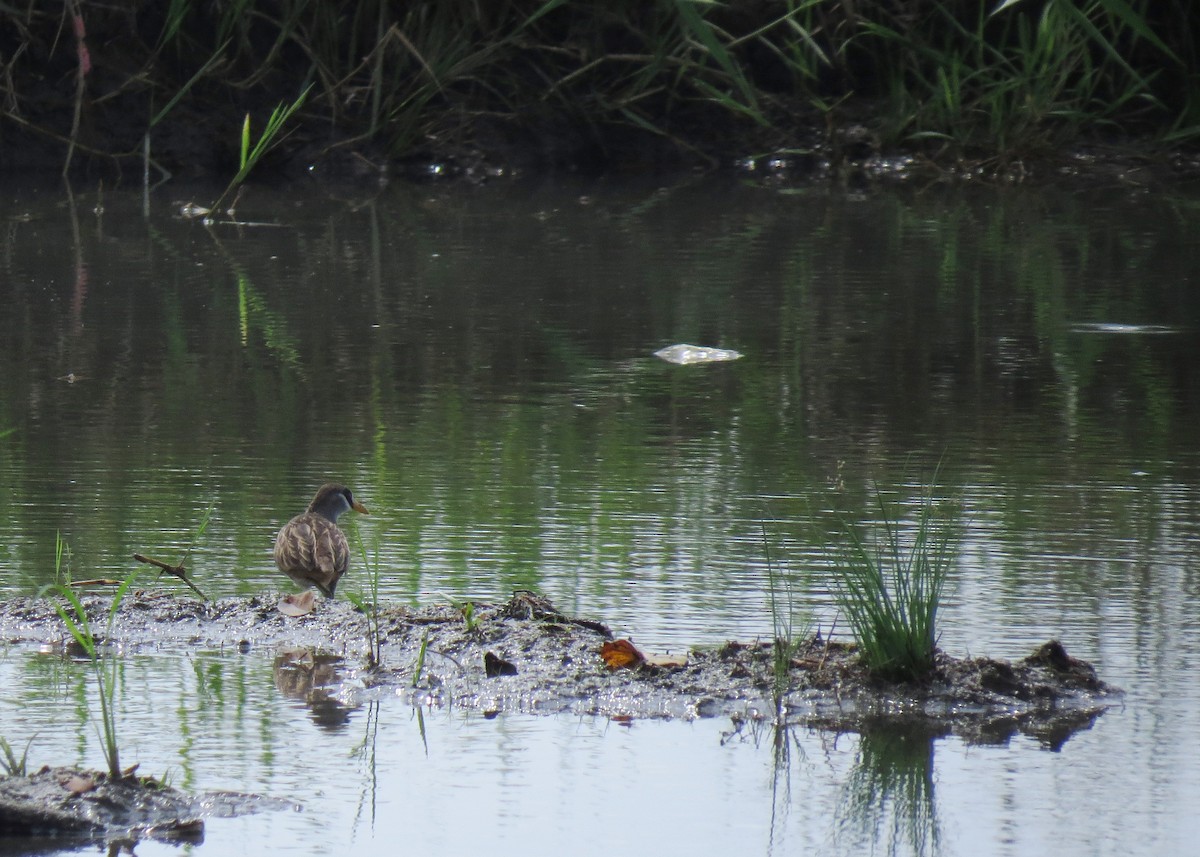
[273, 647, 360, 731]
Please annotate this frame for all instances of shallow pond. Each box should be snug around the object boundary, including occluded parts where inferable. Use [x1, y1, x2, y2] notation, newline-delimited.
[0, 171, 1198, 855]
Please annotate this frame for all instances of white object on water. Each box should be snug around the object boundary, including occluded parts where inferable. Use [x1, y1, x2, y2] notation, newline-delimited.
[1069, 323, 1177, 335]
[654, 344, 743, 365]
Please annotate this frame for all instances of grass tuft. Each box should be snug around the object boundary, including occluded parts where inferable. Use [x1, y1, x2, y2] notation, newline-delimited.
[830, 481, 957, 683]
[0, 735, 34, 777]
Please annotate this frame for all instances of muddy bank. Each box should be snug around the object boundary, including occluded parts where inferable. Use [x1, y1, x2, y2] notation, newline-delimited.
[0, 765, 289, 848]
[0, 590, 1119, 746]
[0, 767, 201, 845]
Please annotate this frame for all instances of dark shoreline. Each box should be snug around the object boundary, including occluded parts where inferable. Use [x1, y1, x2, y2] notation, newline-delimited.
[3, 2, 1197, 186]
[5, 100, 1198, 191]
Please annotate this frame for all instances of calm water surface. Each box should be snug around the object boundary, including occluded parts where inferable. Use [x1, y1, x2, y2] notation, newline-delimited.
[0, 173, 1198, 855]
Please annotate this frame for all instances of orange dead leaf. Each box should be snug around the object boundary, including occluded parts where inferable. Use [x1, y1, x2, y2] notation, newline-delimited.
[600, 639, 645, 670]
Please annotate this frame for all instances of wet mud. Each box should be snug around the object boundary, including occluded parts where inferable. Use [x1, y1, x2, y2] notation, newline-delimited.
[0, 590, 1119, 748]
[0, 765, 289, 848]
[0, 589, 1121, 844]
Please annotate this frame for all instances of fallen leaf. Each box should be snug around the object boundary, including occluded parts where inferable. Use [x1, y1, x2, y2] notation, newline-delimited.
[61, 775, 95, 794]
[278, 591, 317, 617]
[600, 639, 645, 670]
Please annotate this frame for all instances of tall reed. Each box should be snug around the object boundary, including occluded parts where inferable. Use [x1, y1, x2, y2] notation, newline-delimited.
[1, 1, 1195, 170]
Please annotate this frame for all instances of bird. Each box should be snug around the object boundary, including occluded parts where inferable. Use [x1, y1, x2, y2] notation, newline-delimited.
[274, 483, 369, 598]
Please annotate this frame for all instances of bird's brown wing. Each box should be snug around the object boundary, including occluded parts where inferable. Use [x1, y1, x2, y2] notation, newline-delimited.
[274, 513, 350, 597]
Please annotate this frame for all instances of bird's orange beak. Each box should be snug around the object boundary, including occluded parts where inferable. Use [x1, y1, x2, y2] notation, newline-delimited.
[352, 500, 369, 515]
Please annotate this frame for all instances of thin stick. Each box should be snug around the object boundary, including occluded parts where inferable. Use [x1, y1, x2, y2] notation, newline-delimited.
[132, 553, 208, 599]
[62, 0, 89, 178]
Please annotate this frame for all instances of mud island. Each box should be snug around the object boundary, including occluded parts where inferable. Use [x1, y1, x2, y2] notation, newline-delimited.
[0, 590, 1119, 748]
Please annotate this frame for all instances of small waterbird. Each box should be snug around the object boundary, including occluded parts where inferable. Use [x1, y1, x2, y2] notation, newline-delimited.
[274, 483, 369, 597]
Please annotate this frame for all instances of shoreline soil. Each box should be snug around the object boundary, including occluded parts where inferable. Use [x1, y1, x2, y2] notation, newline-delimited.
[0, 589, 1121, 845]
[0, 590, 1120, 746]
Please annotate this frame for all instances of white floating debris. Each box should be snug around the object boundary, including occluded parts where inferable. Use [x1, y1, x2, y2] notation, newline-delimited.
[177, 201, 211, 219]
[654, 344, 743, 365]
[1069, 323, 1177, 335]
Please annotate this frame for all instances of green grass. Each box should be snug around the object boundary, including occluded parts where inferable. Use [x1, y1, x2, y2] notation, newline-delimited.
[54, 530, 73, 585]
[442, 593, 480, 633]
[831, 483, 957, 683]
[412, 632, 430, 689]
[41, 559, 140, 779]
[4, 1, 1196, 174]
[211, 85, 311, 213]
[856, 0, 1181, 159]
[0, 735, 34, 777]
[347, 526, 384, 670]
[763, 521, 809, 719]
